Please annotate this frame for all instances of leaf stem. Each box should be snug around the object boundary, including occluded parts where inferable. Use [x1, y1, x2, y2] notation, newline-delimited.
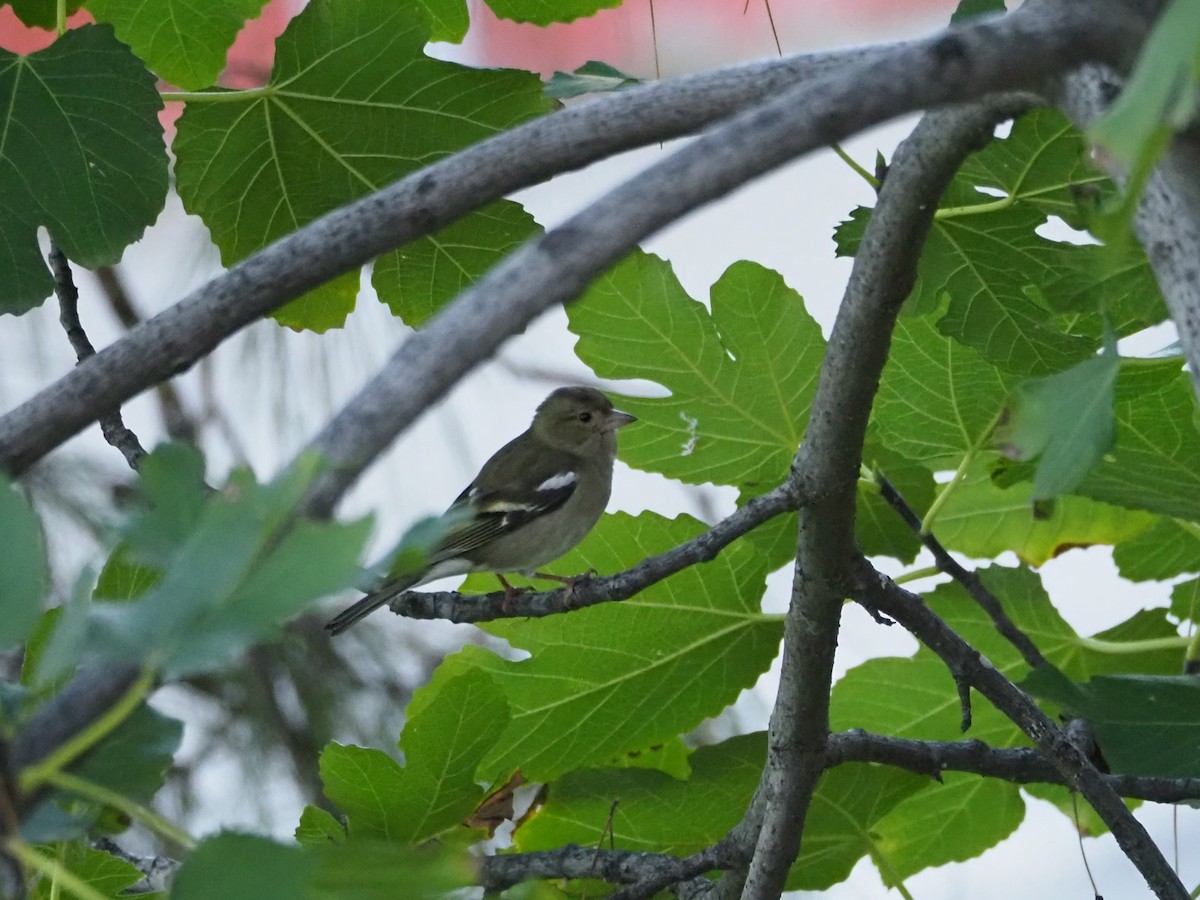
[5, 839, 109, 900]
[161, 87, 275, 104]
[56, 0, 65, 34]
[49, 844, 64, 900]
[921, 410, 1002, 534]
[20, 666, 156, 793]
[893, 565, 943, 586]
[935, 195, 1013, 219]
[1076, 635, 1189, 655]
[831, 143, 879, 188]
[868, 845, 915, 900]
[44, 770, 196, 850]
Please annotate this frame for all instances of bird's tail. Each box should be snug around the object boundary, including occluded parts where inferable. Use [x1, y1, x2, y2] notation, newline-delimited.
[325, 573, 421, 635]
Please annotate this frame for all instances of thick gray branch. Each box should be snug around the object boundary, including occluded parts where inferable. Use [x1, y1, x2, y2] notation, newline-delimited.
[0, 46, 864, 478]
[733, 100, 1029, 900]
[1053, 65, 1200, 402]
[299, 0, 1144, 518]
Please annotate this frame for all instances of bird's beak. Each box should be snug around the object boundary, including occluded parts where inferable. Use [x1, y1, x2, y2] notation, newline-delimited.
[606, 409, 637, 431]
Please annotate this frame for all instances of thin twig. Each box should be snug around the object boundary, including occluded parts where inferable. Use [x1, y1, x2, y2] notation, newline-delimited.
[854, 559, 1186, 899]
[382, 481, 799, 623]
[48, 245, 147, 471]
[876, 474, 1049, 668]
[93, 266, 198, 445]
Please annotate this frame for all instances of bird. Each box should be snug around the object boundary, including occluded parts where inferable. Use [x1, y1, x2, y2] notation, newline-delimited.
[325, 386, 636, 635]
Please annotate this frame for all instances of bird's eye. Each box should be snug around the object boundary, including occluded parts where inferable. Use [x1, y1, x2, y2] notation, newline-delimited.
[578, 411, 593, 423]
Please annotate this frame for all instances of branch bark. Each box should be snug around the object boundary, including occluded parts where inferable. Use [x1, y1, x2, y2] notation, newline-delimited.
[854, 561, 1187, 899]
[0, 0, 1146, 498]
[827, 730, 1200, 802]
[378, 480, 798, 623]
[298, 0, 1144, 518]
[0, 46, 863, 477]
[730, 99, 1029, 900]
[1053, 65, 1200, 403]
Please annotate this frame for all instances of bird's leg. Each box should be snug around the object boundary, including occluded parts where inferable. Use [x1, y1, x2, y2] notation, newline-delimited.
[495, 574, 527, 615]
[532, 569, 598, 609]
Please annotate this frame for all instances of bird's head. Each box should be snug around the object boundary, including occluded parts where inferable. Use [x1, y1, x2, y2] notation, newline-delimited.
[532, 386, 636, 454]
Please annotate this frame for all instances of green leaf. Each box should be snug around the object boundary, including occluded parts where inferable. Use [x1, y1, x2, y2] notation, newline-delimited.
[173, 833, 314, 900]
[515, 733, 761, 856]
[933, 453, 1154, 566]
[74, 704, 183, 801]
[545, 61, 643, 99]
[787, 764, 929, 891]
[124, 444, 209, 567]
[1091, 0, 1200, 176]
[1076, 363, 1200, 520]
[173, 832, 469, 900]
[857, 437, 935, 564]
[321, 668, 509, 843]
[93, 544, 161, 602]
[482, 0, 622, 25]
[5, 0, 84, 30]
[1025, 669, 1200, 777]
[995, 333, 1120, 500]
[871, 775, 1024, 884]
[841, 110, 1137, 373]
[603, 737, 692, 779]
[1113, 517, 1200, 581]
[569, 254, 824, 489]
[955, 108, 1111, 228]
[0, 24, 167, 314]
[448, 511, 779, 781]
[44, 455, 370, 679]
[516, 733, 924, 892]
[416, 0, 469, 42]
[872, 308, 1012, 468]
[373, 199, 538, 327]
[0, 476, 47, 650]
[296, 805, 346, 846]
[30, 844, 144, 899]
[86, 0, 268, 90]
[831, 566, 1181, 874]
[950, 0, 1005, 23]
[1170, 577, 1200, 625]
[174, 0, 550, 331]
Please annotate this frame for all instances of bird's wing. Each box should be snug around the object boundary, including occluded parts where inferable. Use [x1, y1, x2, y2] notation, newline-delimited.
[433, 438, 580, 563]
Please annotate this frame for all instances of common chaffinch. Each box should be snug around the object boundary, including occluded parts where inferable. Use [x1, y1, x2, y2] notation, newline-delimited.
[325, 386, 636, 634]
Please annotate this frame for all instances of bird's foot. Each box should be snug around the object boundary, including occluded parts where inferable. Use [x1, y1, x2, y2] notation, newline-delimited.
[533, 569, 598, 609]
[496, 574, 528, 615]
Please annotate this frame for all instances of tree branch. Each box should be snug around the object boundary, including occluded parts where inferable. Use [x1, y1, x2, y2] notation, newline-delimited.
[382, 480, 799, 623]
[1053, 65, 1200, 404]
[298, 1, 1144, 518]
[0, 1, 1145, 492]
[478, 843, 728, 895]
[827, 730, 1200, 802]
[732, 99, 1030, 900]
[853, 560, 1187, 899]
[0, 46, 864, 478]
[48, 244, 146, 472]
[876, 474, 1048, 669]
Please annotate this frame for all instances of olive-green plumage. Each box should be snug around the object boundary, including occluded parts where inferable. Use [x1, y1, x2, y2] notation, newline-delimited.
[325, 387, 635, 635]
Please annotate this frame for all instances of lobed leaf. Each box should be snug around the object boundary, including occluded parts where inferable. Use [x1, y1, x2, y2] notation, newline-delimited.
[569, 254, 824, 489]
[446, 511, 779, 782]
[0, 25, 167, 314]
[173, 0, 550, 331]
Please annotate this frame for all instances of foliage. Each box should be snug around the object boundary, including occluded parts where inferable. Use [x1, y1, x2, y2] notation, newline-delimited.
[1, 0, 1199, 897]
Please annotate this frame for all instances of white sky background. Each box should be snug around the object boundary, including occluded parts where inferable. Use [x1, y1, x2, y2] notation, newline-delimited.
[1, 0, 1194, 896]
